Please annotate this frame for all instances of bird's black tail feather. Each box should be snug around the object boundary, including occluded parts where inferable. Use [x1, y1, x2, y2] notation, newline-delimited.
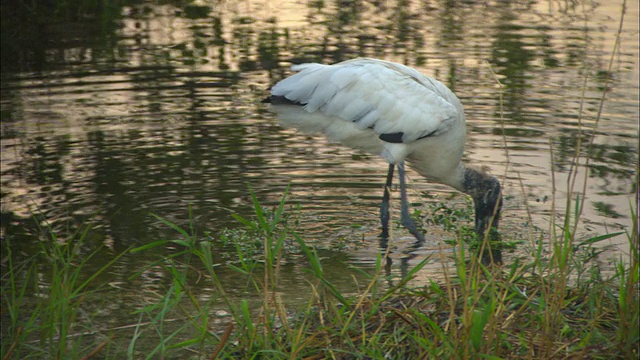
[261, 95, 305, 106]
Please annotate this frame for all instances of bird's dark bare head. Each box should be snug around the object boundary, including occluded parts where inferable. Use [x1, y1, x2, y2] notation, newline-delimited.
[463, 167, 502, 234]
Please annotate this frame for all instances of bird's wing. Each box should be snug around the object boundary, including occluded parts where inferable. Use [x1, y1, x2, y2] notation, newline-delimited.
[270, 58, 463, 144]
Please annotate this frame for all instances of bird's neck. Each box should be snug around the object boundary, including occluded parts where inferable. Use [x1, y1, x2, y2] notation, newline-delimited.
[406, 157, 467, 192]
[409, 161, 494, 199]
[427, 162, 467, 193]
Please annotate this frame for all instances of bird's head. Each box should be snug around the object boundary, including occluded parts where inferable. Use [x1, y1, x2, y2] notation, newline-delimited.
[463, 167, 503, 264]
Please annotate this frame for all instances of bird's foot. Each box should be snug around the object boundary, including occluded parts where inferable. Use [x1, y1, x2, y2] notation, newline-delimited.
[400, 213, 425, 244]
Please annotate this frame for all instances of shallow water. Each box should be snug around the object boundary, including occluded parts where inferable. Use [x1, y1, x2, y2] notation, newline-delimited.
[1, 0, 638, 314]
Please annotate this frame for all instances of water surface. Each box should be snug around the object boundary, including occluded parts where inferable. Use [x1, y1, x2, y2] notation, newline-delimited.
[1, 0, 638, 318]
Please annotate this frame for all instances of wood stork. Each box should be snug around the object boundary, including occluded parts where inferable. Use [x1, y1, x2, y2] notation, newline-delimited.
[262, 58, 502, 265]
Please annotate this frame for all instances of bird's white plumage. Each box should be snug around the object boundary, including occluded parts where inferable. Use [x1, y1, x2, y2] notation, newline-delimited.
[272, 59, 462, 142]
[266, 58, 504, 263]
[268, 58, 468, 190]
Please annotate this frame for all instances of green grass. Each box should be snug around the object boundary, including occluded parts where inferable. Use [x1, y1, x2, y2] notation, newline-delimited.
[2, 183, 637, 359]
[1, 223, 125, 359]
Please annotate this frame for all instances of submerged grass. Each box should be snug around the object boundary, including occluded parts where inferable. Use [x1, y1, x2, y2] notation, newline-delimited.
[1, 222, 126, 359]
[2, 182, 637, 359]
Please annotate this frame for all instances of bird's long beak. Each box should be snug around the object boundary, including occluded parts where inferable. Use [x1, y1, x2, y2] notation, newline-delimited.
[474, 194, 503, 265]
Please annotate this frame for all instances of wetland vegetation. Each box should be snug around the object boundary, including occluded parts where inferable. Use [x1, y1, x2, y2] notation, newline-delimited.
[1, 0, 638, 358]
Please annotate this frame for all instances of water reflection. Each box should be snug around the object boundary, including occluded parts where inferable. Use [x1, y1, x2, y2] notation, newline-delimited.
[1, 0, 637, 307]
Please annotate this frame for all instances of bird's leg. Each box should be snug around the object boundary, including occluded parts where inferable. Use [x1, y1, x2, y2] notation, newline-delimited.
[398, 161, 425, 243]
[379, 163, 395, 271]
[380, 163, 395, 241]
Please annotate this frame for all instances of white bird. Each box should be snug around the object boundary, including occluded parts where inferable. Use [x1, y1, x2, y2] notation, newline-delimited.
[263, 58, 502, 264]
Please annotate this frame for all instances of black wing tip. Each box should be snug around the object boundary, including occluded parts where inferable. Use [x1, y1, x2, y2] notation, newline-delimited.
[378, 132, 405, 143]
[262, 95, 305, 106]
[379, 130, 437, 144]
